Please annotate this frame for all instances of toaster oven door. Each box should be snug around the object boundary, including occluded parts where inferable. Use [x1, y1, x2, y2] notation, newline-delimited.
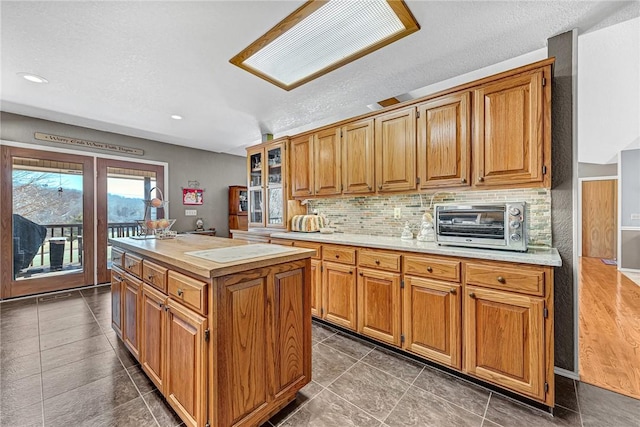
[436, 208, 506, 246]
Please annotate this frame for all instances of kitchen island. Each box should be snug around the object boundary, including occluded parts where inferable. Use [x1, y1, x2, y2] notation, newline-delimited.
[109, 234, 314, 427]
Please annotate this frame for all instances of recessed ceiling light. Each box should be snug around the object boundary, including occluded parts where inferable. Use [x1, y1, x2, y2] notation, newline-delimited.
[230, 0, 419, 91]
[17, 72, 48, 84]
[170, 115, 183, 120]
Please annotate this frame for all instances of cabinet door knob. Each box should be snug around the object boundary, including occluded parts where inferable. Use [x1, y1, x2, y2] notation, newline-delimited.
[177, 288, 184, 296]
[426, 266, 433, 272]
[335, 254, 340, 259]
[349, 270, 353, 275]
[450, 288, 456, 294]
[497, 276, 506, 284]
[308, 190, 312, 194]
[461, 178, 467, 184]
[158, 302, 163, 308]
[478, 176, 485, 182]
[359, 272, 364, 276]
[367, 185, 372, 190]
[469, 292, 476, 299]
[375, 260, 380, 265]
[378, 185, 383, 190]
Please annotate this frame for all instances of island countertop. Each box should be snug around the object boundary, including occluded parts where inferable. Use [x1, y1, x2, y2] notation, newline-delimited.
[109, 234, 314, 278]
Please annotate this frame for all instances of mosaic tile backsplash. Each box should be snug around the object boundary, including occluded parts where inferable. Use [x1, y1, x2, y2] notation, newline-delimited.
[307, 188, 552, 247]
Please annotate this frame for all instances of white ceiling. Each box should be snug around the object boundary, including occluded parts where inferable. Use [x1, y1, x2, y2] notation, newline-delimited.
[1, 1, 638, 158]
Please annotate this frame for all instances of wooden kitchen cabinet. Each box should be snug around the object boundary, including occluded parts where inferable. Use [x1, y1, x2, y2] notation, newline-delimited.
[464, 285, 546, 400]
[403, 276, 461, 369]
[247, 139, 288, 229]
[473, 68, 549, 187]
[374, 107, 417, 192]
[314, 127, 341, 196]
[111, 267, 124, 338]
[165, 298, 208, 427]
[417, 91, 471, 189]
[310, 259, 322, 317]
[290, 135, 314, 198]
[122, 272, 142, 361]
[140, 283, 167, 391]
[322, 261, 357, 330]
[228, 185, 248, 231]
[342, 119, 375, 195]
[357, 267, 401, 346]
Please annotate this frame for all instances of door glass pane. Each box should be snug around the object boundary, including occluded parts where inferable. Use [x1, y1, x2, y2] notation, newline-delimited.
[249, 189, 263, 224]
[106, 167, 156, 266]
[249, 152, 262, 187]
[267, 187, 283, 226]
[12, 157, 83, 280]
[267, 147, 282, 185]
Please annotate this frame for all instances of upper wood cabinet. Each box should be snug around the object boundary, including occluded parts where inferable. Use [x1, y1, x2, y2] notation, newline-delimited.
[247, 139, 288, 229]
[290, 135, 314, 198]
[374, 107, 417, 192]
[314, 128, 341, 196]
[473, 69, 547, 187]
[342, 119, 375, 195]
[417, 92, 471, 189]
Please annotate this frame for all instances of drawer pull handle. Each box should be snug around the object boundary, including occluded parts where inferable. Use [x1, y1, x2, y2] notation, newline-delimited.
[426, 266, 433, 273]
[147, 274, 155, 281]
[497, 276, 506, 284]
[335, 254, 340, 258]
[177, 288, 184, 297]
[469, 292, 476, 299]
[375, 260, 380, 265]
[461, 178, 467, 184]
[450, 288, 456, 294]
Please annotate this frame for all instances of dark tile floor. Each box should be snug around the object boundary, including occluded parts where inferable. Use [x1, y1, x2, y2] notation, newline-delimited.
[2, 286, 640, 427]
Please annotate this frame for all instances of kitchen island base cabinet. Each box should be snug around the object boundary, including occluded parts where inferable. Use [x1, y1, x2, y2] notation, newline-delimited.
[122, 272, 141, 361]
[140, 284, 167, 391]
[111, 267, 124, 338]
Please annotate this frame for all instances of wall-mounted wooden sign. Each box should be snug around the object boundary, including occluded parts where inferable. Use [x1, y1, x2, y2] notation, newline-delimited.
[34, 132, 144, 156]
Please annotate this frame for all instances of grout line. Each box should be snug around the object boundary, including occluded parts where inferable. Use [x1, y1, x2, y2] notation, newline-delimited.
[480, 392, 492, 426]
[573, 379, 585, 427]
[379, 364, 426, 425]
[324, 387, 384, 423]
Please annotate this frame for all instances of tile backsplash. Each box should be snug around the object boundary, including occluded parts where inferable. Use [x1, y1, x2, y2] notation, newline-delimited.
[307, 188, 552, 247]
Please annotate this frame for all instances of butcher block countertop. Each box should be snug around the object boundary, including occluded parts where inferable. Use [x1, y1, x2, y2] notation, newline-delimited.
[109, 234, 314, 278]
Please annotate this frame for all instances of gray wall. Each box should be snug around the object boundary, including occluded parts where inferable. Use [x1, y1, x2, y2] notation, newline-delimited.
[620, 149, 640, 270]
[549, 31, 576, 372]
[0, 112, 247, 237]
[578, 162, 617, 178]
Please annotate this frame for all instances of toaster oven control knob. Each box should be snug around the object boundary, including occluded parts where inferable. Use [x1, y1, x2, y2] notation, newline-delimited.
[510, 221, 521, 229]
[508, 207, 521, 216]
[510, 233, 522, 241]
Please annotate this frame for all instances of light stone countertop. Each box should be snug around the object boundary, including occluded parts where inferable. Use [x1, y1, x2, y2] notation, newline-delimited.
[270, 232, 562, 267]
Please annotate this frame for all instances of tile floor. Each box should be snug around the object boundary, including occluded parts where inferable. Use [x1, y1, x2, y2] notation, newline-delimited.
[1, 286, 639, 427]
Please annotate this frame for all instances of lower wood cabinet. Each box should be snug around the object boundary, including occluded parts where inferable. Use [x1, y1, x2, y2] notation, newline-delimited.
[111, 267, 124, 338]
[165, 298, 208, 427]
[464, 285, 546, 400]
[357, 267, 401, 346]
[122, 272, 142, 360]
[322, 261, 357, 330]
[310, 259, 322, 317]
[403, 276, 461, 369]
[140, 284, 167, 391]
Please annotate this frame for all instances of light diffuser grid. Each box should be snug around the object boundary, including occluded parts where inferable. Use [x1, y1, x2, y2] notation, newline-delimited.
[243, 0, 406, 85]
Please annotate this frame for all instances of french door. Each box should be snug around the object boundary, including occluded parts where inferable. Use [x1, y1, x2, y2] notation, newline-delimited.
[0, 146, 94, 298]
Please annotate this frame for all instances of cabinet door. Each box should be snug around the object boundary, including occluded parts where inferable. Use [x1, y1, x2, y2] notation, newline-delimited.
[374, 107, 417, 192]
[310, 259, 322, 317]
[342, 119, 374, 194]
[322, 261, 356, 330]
[314, 128, 341, 196]
[403, 277, 461, 369]
[111, 268, 123, 338]
[357, 268, 401, 346]
[140, 284, 166, 391]
[266, 143, 286, 227]
[464, 286, 545, 400]
[290, 135, 314, 197]
[122, 273, 141, 360]
[165, 299, 207, 427]
[417, 92, 470, 189]
[247, 147, 265, 227]
[473, 70, 544, 187]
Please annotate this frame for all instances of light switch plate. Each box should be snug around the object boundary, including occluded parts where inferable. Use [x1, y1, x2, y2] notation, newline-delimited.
[185, 209, 197, 216]
[631, 213, 640, 220]
[394, 207, 402, 219]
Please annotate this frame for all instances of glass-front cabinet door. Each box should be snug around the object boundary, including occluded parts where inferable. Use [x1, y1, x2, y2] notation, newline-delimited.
[247, 148, 264, 227]
[266, 144, 284, 227]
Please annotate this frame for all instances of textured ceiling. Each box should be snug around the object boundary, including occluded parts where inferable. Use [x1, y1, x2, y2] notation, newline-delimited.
[1, 1, 638, 157]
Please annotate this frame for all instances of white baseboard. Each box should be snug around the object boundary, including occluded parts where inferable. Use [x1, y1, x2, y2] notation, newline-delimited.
[554, 367, 579, 380]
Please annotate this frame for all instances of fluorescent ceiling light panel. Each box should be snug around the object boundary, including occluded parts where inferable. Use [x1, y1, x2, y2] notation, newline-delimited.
[230, 0, 419, 90]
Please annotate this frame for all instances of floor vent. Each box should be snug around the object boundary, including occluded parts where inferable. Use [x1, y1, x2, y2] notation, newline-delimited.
[38, 292, 74, 302]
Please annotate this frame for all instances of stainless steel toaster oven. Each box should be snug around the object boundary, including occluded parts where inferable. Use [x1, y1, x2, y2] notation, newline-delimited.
[434, 202, 527, 252]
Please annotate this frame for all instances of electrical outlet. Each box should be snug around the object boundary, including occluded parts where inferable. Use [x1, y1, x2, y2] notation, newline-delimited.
[394, 207, 402, 219]
[631, 213, 640, 220]
[185, 209, 197, 216]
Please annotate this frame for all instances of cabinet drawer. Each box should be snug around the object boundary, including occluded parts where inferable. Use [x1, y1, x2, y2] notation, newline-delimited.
[270, 238, 294, 246]
[404, 255, 461, 283]
[123, 253, 143, 278]
[358, 250, 401, 272]
[466, 263, 544, 296]
[168, 271, 208, 315]
[111, 247, 124, 269]
[293, 241, 322, 260]
[142, 260, 168, 293]
[323, 245, 356, 265]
